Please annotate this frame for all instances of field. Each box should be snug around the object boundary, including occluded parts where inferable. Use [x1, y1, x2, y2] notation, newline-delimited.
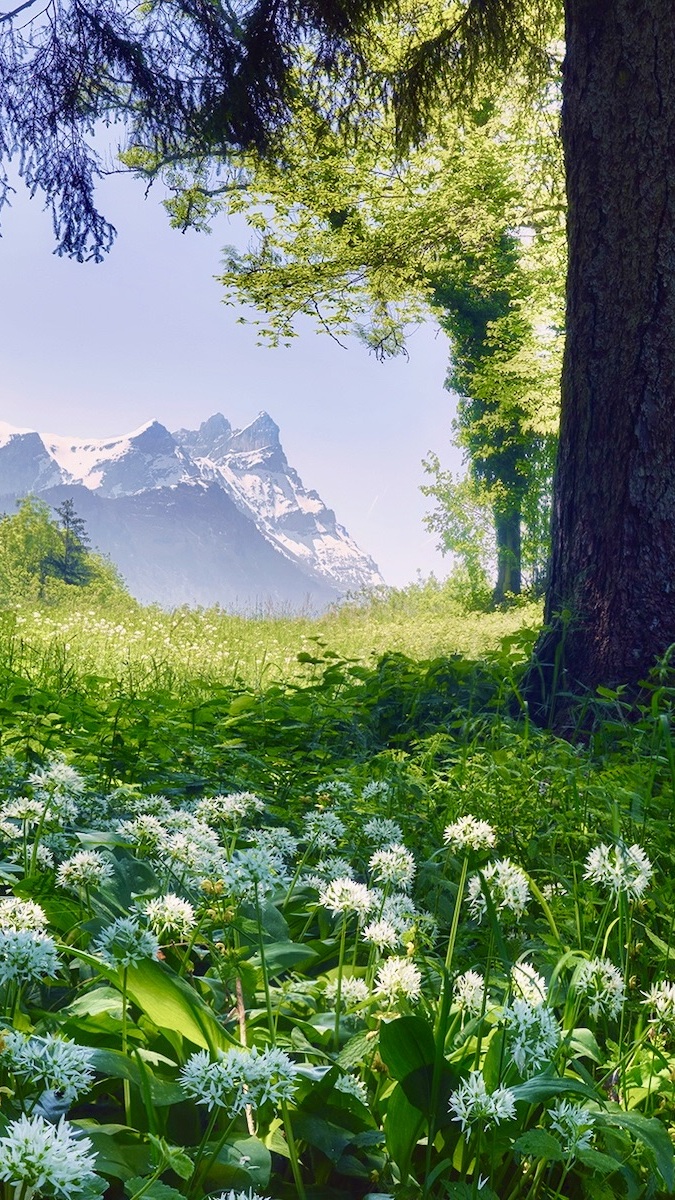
[0, 581, 674, 1200]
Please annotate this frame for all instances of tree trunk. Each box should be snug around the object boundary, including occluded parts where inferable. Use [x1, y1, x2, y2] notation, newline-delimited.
[493, 507, 521, 603]
[539, 0, 675, 699]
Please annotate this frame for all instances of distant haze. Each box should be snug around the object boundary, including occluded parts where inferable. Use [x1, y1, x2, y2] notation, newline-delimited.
[0, 172, 462, 586]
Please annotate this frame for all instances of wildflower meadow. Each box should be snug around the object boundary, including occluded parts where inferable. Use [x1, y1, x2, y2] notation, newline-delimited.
[1, 587, 675, 1199]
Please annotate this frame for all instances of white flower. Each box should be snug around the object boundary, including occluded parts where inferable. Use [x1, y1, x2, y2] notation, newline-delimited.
[0, 897, 47, 931]
[362, 919, 401, 952]
[221, 847, 289, 902]
[511, 961, 548, 1007]
[211, 1192, 270, 1200]
[467, 858, 530, 922]
[575, 957, 625, 1020]
[369, 845, 416, 891]
[644, 980, 675, 1031]
[318, 781, 354, 801]
[117, 814, 166, 852]
[179, 1045, 298, 1113]
[0, 930, 61, 986]
[503, 999, 560, 1077]
[449, 1070, 516, 1131]
[248, 827, 298, 861]
[2, 796, 45, 825]
[547, 1099, 596, 1157]
[144, 894, 196, 939]
[196, 792, 264, 825]
[325, 976, 369, 1007]
[444, 815, 496, 854]
[454, 969, 487, 1017]
[583, 842, 653, 900]
[0, 1114, 99, 1197]
[305, 857, 355, 890]
[57, 850, 114, 892]
[3, 1032, 95, 1104]
[363, 816, 402, 846]
[380, 892, 418, 935]
[319, 878, 376, 919]
[303, 809, 346, 848]
[335, 1073, 369, 1104]
[93, 917, 159, 968]
[29, 760, 86, 796]
[375, 957, 422, 1005]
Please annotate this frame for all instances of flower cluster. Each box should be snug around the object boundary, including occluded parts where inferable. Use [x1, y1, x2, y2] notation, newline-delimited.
[93, 917, 159, 968]
[369, 844, 416, 891]
[502, 998, 560, 1077]
[467, 858, 530, 922]
[444, 815, 496, 854]
[56, 850, 114, 893]
[0, 1114, 99, 1198]
[375, 956, 422, 1005]
[3, 1032, 95, 1104]
[644, 980, 675, 1032]
[179, 1046, 298, 1114]
[0, 930, 61, 986]
[449, 1071, 516, 1131]
[454, 969, 487, 1017]
[363, 817, 402, 847]
[583, 842, 653, 900]
[319, 878, 375, 919]
[575, 957, 625, 1020]
[548, 1099, 596, 1158]
[144, 894, 197, 939]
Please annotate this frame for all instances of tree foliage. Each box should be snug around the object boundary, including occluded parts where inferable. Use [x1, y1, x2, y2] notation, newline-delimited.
[0, 497, 125, 603]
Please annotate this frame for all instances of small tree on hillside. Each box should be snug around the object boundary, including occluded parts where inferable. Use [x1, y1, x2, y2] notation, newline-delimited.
[44, 499, 92, 586]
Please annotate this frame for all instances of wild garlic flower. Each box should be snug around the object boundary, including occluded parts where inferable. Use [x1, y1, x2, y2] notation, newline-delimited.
[325, 976, 370, 1007]
[644, 980, 675, 1031]
[117, 814, 166, 853]
[3, 796, 46, 826]
[361, 781, 391, 802]
[575, 957, 625, 1020]
[221, 846, 289, 902]
[362, 919, 401, 952]
[303, 809, 346, 848]
[0, 930, 61, 986]
[305, 857, 355, 890]
[248, 826, 299, 861]
[29, 759, 86, 796]
[125, 792, 173, 819]
[449, 1071, 516, 1131]
[318, 780, 354, 801]
[3, 1032, 95, 1104]
[547, 1099, 596, 1157]
[380, 892, 419, 935]
[335, 1073, 369, 1104]
[583, 842, 653, 900]
[196, 792, 264, 825]
[144, 894, 196, 939]
[93, 917, 159, 968]
[179, 1045, 298, 1114]
[369, 845, 416, 891]
[57, 850, 114, 893]
[467, 859, 531, 922]
[319, 878, 376, 919]
[503, 999, 560, 1077]
[362, 817, 402, 847]
[0, 1115, 98, 1197]
[211, 1192, 270, 1200]
[14, 843, 55, 871]
[511, 961, 548, 1007]
[375, 956, 422, 1005]
[0, 897, 47, 931]
[444, 815, 496, 854]
[454, 969, 488, 1017]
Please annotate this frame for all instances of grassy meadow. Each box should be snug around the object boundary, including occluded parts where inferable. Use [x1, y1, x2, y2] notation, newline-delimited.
[1, 576, 675, 1200]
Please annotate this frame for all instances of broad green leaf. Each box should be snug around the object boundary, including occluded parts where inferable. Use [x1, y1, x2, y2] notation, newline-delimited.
[379, 1015, 435, 1080]
[511, 1074, 600, 1106]
[124, 1179, 185, 1200]
[80, 1126, 151, 1182]
[513, 1129, 565, 1162]
[125, 958, 235, 1055]
[292, 1113, 354, 1163]
[382, 1083, 425, 1181]
[595, 1109, 675, 1190]
[577, 1148, 622, 1175]
[250, 940, 318, 976]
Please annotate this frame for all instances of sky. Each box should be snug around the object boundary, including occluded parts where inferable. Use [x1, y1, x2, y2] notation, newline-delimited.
[0, 171, 463, 587]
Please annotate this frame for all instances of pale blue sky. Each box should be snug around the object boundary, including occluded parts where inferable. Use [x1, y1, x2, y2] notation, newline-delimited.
[0, 171, 462, 586]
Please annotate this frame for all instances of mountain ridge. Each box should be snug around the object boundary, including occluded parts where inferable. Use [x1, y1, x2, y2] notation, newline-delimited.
[0, 412, 384, 610]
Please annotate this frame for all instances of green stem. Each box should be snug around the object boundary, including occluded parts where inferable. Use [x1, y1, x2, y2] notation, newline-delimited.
[254, 886, 275, 1043]
[333, 915, 349, 1052]
[281, 1099, 307, 1200]
[121, 966, 131, 1125]
[186, 1107, 220, 1200]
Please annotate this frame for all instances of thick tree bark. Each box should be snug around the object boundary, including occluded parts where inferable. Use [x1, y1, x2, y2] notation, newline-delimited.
[541, 0, 675, 696]
[494, 507, 521, 603]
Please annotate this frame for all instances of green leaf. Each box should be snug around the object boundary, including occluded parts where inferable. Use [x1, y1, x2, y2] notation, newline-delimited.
[577, 1148, 622, 1176]
[250, 941, 317, 976]
[513, 1129, 565, 1162]
[511, 1074, 600, 1106]
[382, 1083, 425, 1181]
[595, 1109, 675, 1190]
[292, 1113, 354, 1163]
[379, 1015, 435, 1080]
[124, 1179, 185, 1200]
[125, 958, 235, 1055]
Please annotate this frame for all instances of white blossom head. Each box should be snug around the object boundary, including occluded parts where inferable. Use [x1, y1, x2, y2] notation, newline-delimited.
[449, 1070, 516, 1131]
[547, 1098, 596, 1158]
[362, 919, 401, 953]
[369, 845, 416, 891]
[502, 998, 560, 1077]
[303, 808, 346, 848]
[575, 957, 625, 1021]
[93, 917, 159, 968]
[57, 850, 114, 893]
[362, 817, 402, 847]
[0, 930, 61, 986]
[644, 980, 675, 1032]
[144, 894, 197, 939]
[444, 815, 496, 854]
[583, 842, 652, 900]
[3, 1032, 95, 1105]
[454, 969, 488, 1017]
[511, 961, 548, 1007]
[375, 957, 422, 1006]
[319, 878, 376, 919]
[179, 1045, 298, 1114]
[325, 976, 370, 1007]
[0, 1114, 99, 1198]
[467, 858, 531, 923]
[0, 897, 47, 931]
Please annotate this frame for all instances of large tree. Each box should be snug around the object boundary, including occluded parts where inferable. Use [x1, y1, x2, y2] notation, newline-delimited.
[3, 0, 674, 699]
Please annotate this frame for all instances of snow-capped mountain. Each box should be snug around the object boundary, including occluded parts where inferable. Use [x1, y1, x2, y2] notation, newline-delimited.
[0, 414, 384, 610]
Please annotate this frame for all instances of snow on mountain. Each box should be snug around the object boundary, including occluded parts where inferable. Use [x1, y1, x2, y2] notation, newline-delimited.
[0, 412, 384, 607]
[174, 413, 384, 594]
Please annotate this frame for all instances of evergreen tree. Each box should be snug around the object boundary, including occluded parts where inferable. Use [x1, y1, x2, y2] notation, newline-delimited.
[44, 499, 92, 586]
